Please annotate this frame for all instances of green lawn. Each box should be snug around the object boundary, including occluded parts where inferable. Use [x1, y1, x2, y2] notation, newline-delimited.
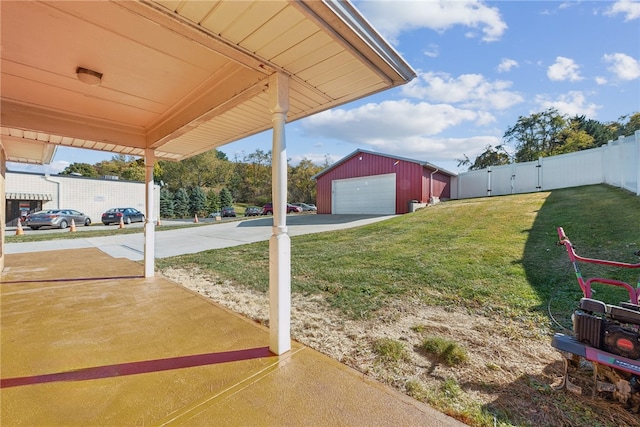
[156, 184, 640, 326]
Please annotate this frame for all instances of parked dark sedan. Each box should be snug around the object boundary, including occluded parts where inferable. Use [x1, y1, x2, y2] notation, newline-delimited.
[221, 206, 236, 217]
[101, 208, 145, 225]
[25, 209, 91, 230]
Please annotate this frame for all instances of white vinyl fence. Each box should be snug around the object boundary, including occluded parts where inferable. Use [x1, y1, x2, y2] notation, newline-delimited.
[452, 131, 640, 199]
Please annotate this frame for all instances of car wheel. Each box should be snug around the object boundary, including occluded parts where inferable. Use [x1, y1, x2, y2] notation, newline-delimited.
[30, 226, 40, 230]
[59, 220, 68, 229]
[84, 218, 91, 226]
[126, 217, 132, 224]
[103, 222, 109, 226]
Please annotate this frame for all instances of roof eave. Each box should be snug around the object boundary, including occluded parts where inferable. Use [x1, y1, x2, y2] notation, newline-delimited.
[296, 0, 416, 85]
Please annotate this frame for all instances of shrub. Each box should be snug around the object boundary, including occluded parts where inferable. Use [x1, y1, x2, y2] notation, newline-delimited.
[420, 336, 468, 366]
[372, 338, 408, 363]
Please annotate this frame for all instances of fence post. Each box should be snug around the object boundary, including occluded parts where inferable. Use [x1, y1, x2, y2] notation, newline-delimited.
[635, 131, 640, 196]
[487, 167, 492, 197]
[537, 157, 543, 191]
[618, 135, 626, 191]
[603, 140, 612, 187]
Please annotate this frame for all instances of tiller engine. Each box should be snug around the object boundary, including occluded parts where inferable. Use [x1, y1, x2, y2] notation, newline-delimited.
[553, 227, 640, 412]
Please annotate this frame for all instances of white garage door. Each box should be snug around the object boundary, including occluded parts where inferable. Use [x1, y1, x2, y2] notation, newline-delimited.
[332, 173, 396, 214]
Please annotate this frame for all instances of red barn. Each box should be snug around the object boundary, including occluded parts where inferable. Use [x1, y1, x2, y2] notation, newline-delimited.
[313, 149, 455, 215]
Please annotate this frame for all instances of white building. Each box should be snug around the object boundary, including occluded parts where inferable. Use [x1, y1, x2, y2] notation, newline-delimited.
[6, 170, 159, 227]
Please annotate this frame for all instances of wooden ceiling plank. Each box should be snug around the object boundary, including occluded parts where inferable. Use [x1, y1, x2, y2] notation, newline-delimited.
[198, 0, 254, 37]
[148, 73, 268, 149]
[270, 32, 335, 68]
[174, 0, 216, 24]
[1, 101, 146, 150]
[297, 51, 358, 82]
[242, 6, 307, 54]
[217, 1, 287, 44]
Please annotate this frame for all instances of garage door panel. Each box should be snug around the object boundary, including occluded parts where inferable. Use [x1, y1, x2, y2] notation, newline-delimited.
[332, 173, 395, 214]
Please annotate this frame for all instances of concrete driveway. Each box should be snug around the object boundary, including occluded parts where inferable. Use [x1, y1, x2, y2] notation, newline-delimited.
[6, 214, 395, 260]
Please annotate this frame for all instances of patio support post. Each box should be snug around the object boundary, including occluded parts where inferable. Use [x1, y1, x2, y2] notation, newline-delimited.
[269, 72, 291, 355]
[144, 148, 155, 278]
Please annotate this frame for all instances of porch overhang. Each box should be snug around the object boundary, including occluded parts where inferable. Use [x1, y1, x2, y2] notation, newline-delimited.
[0, 0, 415, 355]
[1, 0, 415, 164]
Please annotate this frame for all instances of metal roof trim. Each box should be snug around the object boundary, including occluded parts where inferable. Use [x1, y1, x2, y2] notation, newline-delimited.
[312, 148, 458, 180]
[321, 0, 416, 82]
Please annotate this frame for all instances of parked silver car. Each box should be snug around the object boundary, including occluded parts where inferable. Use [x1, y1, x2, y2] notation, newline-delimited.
[25, 209, 91, 230]
[291, 202, 317, 212]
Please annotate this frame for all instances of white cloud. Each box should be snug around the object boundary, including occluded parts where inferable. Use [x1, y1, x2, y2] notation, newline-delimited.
[401, 71, 523, 110]
[497, 58, 518, 73]
[595, 76, 608, 85]
[365, 135, 501, 164]
[603, 53, 640, 80]
[355, 0, 507, 43]
[559, 2, 577, 10]
[303, 100, 480, 139]
[547, 56, 583, 82]
[604, 0, 640, 21]
[7, 161, 68, 175]
[534, 91, 600, 117]
[299, 100, 503, 164]
[423, 43, 439, 58]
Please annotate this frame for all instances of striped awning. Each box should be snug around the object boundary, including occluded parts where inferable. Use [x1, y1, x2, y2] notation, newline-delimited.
[6, 193, 53, 201]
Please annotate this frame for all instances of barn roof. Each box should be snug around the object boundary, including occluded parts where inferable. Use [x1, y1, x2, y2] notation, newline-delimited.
[1, 0, 415, 164]
[313, 149, 458, 179]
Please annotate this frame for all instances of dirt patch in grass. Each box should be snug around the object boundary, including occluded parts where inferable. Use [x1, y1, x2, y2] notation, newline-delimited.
[161, 267, 639, 427]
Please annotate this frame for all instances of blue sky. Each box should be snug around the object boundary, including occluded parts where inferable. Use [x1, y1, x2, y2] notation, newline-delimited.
[9, 0, 639, 175]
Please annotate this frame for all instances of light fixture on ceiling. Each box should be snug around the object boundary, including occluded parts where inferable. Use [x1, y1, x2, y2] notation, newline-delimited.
[76, 67, 103, 86]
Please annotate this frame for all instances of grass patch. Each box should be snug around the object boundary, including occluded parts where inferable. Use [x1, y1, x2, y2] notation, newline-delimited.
[158, 185, 640, 322]
[420, 336, 469, 366]
[372, 338, 409, 363]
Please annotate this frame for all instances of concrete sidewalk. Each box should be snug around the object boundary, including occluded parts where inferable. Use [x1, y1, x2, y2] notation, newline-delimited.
[1, 248, 466, 426]
[6, 214, 395, 260]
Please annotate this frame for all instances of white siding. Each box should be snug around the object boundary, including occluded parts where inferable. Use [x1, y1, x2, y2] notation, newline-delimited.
[6, 172, 159, 225]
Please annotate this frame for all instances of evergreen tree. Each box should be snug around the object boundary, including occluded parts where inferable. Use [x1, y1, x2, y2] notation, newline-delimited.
[219, 187, 233, 208]
[190, 187, 207, 217]
[159, 188, 175, 218]
[206, 189, 221, 214]
[173, 188, 190, 218]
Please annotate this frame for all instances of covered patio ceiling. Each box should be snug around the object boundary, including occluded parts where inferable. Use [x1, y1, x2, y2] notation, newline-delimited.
[1, 0, 415, 164]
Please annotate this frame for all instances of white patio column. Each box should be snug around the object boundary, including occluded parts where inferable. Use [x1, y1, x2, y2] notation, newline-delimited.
[269, 72, 291, 355]
[144, 148, 156, 278]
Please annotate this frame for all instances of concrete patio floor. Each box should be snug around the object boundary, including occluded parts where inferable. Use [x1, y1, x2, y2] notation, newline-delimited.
[1, 248, 465, 426]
